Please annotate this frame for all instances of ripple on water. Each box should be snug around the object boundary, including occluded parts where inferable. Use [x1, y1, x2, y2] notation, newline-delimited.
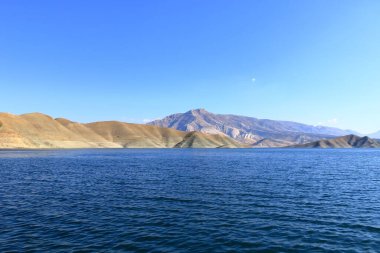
[0, 149, 380, 252]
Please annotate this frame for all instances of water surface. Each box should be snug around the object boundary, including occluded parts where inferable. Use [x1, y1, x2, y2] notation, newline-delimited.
[1, 149, 380, 252]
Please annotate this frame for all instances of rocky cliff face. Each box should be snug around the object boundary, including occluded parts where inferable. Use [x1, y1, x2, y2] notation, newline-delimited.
[148, 109, 357, 147]
[288, 135, 380, 148]
[0, 112, 246, 149]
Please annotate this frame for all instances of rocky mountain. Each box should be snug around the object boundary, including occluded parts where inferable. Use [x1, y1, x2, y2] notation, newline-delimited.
[0, 112, 246, 149]
[148, 109, 357, 147]
[288, 135, 380, 148]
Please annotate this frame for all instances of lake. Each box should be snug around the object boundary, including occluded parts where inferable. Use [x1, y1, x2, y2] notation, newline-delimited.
[1, 149, 380, 252]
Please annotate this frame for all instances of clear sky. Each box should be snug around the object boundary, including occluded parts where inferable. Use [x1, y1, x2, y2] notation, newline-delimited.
[1, 0, 379, 133]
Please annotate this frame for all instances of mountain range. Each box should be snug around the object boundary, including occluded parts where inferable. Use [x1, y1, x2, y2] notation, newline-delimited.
[148, 109, 359, 147]
[0, 113, 245, 149]
[0, 110, 378, 149]
[289, 135, 380, 148]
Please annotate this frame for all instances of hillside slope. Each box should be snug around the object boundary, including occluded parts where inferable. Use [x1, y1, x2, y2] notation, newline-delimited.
[0, 113, 245, 149]
[174, 132, 248, 148]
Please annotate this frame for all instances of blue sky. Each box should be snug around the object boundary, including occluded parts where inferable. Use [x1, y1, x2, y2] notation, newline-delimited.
[1, 0, 379, 133]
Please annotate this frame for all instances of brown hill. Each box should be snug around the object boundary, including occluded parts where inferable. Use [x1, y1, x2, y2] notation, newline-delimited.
[288, 135, 380, 148]
[0, 112, 245, 149]
[174, 131, 247, 148]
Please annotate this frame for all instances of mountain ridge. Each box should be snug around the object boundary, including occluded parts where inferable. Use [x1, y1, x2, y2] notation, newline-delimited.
[288, 135, 380, 148]
[148, 109, 358, 147]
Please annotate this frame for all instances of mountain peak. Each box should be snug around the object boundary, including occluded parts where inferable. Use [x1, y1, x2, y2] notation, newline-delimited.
[344, 134, 359, 139]
[189, 108, 208, 114]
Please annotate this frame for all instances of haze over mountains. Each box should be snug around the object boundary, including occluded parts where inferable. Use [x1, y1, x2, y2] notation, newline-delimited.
[369, 131, 380, 139]
[148, 109, 359, 147]
[0, 113, 245, 149]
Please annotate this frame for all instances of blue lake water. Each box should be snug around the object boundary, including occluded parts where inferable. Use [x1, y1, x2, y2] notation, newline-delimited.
[1, 149, 380, 252]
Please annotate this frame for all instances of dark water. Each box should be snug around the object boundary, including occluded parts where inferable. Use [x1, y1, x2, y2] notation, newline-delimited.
[1, 149, 380, 252]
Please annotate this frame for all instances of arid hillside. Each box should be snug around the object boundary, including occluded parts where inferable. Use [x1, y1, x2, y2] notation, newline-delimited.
[0, 113, 246, 149]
